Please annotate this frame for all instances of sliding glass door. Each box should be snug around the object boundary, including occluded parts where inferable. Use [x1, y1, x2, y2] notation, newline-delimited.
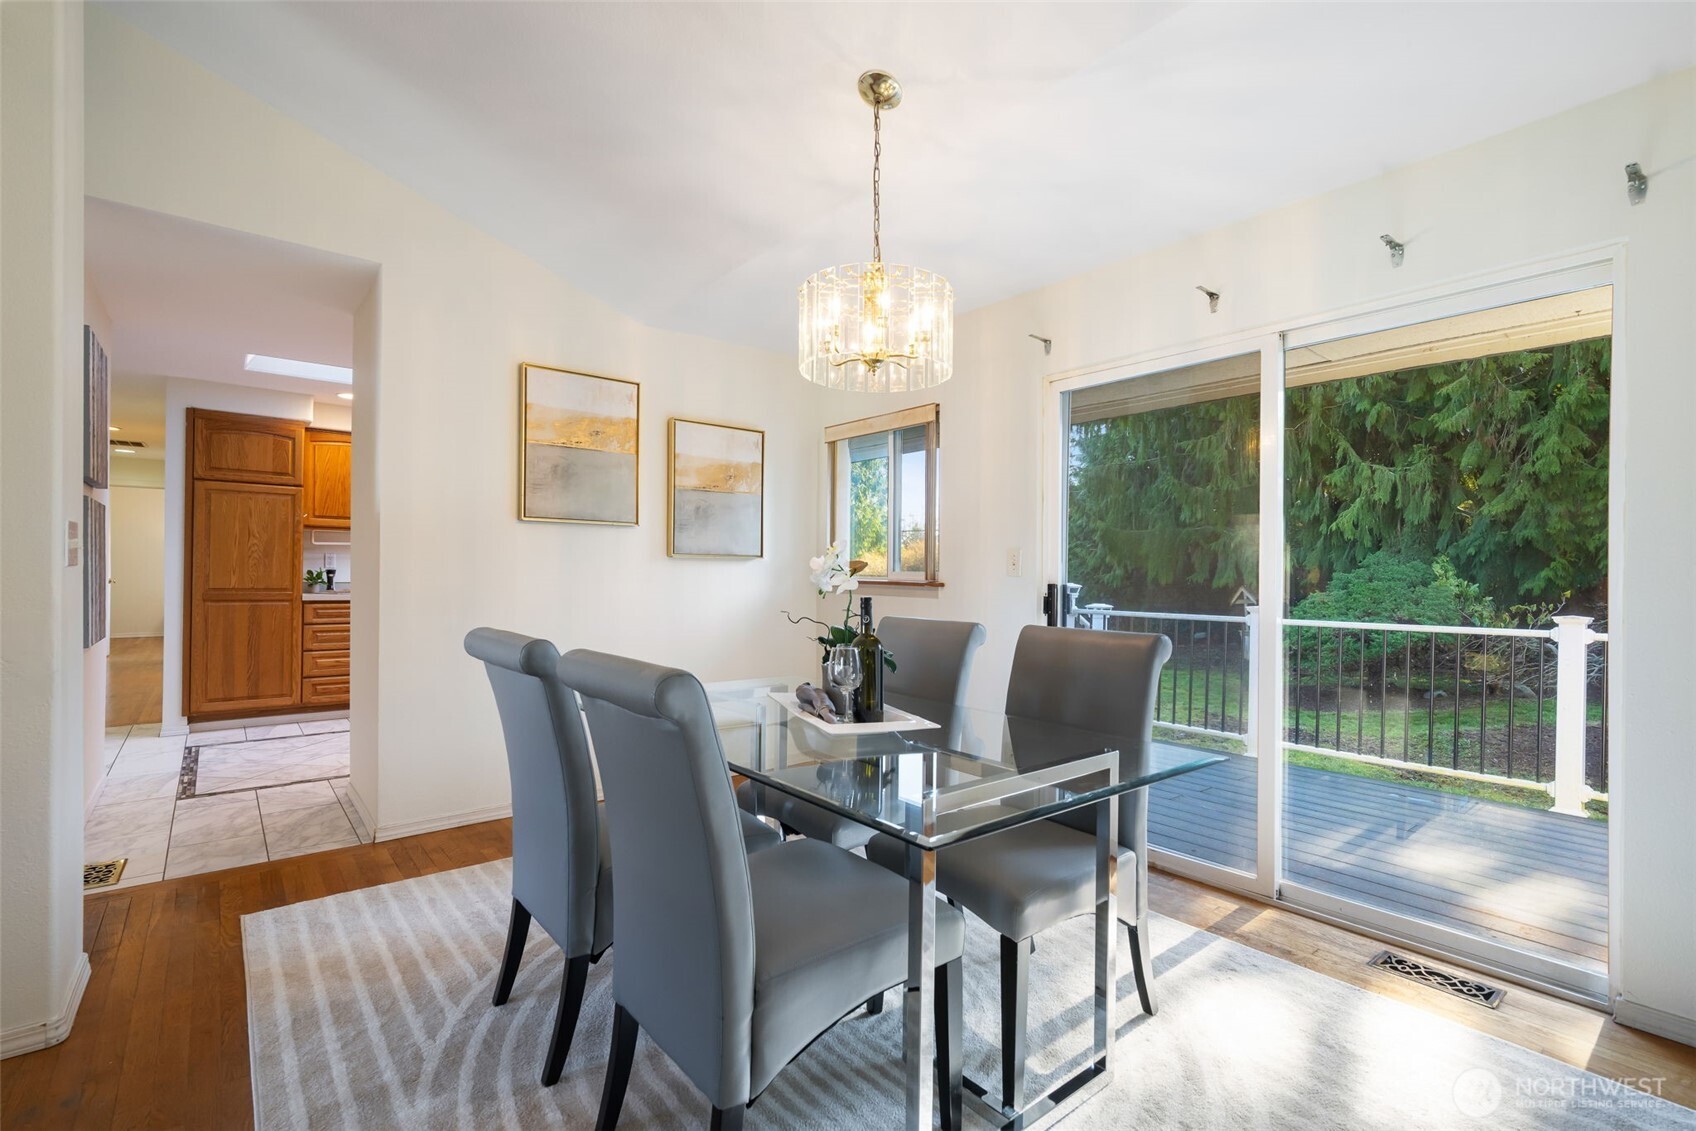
[1053, 270, 1616, 998]
[1062, 352, 1263, 880]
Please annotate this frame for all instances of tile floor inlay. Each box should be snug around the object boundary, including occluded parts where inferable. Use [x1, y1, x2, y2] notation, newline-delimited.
[86, 720, 363, 888]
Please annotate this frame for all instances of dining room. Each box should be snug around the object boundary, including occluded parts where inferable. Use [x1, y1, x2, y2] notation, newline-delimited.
[4, 3, 1696, 1129]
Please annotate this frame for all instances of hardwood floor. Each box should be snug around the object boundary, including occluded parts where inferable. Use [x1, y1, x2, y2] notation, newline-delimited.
[2, 822, 1690, 1129]
[105, 636, 163, 727]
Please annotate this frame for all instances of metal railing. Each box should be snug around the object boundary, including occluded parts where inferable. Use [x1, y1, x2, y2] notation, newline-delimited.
[1071, 603, 1608, 812]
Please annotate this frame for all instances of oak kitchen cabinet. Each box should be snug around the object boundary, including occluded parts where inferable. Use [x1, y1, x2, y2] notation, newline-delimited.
[303, 428, 351, 528]
[185, 408, 351, 720]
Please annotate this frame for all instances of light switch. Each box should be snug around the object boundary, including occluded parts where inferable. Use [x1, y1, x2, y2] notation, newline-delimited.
[66, 520, 80, 567]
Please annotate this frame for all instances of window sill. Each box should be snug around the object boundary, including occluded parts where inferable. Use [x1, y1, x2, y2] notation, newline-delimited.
[855, 579, 945, 590]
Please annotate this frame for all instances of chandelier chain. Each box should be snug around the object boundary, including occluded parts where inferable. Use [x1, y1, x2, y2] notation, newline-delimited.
[871, 103, 882, 264]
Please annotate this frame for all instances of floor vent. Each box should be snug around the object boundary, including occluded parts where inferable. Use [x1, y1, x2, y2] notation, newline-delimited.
[84, 859, 128, 891]
[1368, 950, 1506, 1008]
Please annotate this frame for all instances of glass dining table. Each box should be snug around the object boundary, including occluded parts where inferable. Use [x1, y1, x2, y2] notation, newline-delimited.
[706, 677, 1228, 1130]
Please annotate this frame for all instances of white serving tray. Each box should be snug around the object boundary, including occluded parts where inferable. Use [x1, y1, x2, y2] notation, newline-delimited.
[766, 691, 938, 735]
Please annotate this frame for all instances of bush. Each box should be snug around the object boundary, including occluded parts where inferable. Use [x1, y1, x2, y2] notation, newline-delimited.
[1289, 552, 1495, 680]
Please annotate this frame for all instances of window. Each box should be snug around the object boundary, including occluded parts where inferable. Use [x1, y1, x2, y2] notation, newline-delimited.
[827, 404, 940, 583]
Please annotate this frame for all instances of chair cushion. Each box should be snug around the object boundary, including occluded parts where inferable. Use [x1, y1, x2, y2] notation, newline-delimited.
[735, 780, 875, 851]
[867, 822, 1133, 942]
[746, 839, 963, 1098]
[739, 808, 783, 854]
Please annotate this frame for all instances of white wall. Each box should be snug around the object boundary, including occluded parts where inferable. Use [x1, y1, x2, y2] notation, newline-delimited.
[158, 378, 318, 733]
[814, 71, 1696, 1038]
[86, 13, 820, 839]
[1, 0, 89, 1056]
[109, 486, 165, 637]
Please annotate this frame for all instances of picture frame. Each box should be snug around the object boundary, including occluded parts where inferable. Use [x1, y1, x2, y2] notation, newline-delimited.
[84, 495, 107, 648]
[84, 326, 109, 489]
[519, 363, 640, 525]
[668, 417, 765, 558]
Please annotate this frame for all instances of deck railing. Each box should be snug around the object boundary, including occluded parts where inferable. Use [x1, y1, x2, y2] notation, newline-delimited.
[1070, 603, 1608, 813]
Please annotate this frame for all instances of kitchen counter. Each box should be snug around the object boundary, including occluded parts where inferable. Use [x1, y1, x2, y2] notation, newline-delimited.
[302, 591, 352, 602]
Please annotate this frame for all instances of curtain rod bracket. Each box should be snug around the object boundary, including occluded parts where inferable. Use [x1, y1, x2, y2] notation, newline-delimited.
[1380, 234, 1405, 268]
[1625, 163, 1647, 205]
[1196, 286, 1219, 313]
[1028, 334, 1052, 355]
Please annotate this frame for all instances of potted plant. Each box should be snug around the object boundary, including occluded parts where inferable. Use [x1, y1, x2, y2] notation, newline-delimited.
[784, 544, 898, 673]
[303, 569, 327, 594]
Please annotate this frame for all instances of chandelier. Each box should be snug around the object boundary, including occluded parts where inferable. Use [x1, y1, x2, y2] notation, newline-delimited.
[798, 71, 954, 391]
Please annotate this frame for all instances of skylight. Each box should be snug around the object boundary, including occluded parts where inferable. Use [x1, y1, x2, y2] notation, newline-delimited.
[244, 353, 352, 384]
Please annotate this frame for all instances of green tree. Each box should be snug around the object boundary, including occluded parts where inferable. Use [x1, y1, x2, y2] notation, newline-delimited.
[848, 455, 888, 575]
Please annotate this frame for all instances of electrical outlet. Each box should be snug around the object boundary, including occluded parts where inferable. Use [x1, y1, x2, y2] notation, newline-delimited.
[1006, 547, 1023, 577]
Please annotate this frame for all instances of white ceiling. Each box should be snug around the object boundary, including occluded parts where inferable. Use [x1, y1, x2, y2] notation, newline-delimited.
[86, 199, 377, 457]
[108, 2, 1694, 353]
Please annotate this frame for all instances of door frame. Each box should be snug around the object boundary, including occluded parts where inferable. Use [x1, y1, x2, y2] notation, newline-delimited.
[1040, 243, 1626, 1002]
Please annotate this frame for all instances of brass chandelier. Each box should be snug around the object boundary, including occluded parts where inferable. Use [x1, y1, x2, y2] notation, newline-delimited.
[798, 71, 954, 391]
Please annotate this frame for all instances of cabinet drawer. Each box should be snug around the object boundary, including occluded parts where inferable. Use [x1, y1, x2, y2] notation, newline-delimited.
[302, 650, 350, 679]
[301, 676, 350, 707]
[303, 623, 351, 652]
[302, 601, 350, 624]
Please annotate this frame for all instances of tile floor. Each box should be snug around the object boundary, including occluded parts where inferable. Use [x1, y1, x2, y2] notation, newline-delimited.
[90, 719, 367, 890]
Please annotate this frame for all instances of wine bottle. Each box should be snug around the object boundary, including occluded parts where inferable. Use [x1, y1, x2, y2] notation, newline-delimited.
[852, 596, 884, 723]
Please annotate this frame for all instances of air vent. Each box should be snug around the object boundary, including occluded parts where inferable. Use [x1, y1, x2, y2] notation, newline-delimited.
[84, 859, 128, 890]
[1368, 950, 1506, 1008]
[109, 439, 146, 449]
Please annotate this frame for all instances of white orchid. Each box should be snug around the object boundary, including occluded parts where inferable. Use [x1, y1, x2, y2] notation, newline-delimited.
[809, 543, 856, 596]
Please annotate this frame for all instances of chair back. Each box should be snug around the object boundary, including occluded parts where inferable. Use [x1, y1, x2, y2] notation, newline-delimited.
[465, 628, 602, 956]
[1003, 625, 1172, 910]
[557, 649, 757, 1110]
[877, 615, 987, 704]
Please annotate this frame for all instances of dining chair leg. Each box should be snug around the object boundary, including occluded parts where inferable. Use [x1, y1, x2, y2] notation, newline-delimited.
[594, 1003, 640, 1130]
[710, 1104, 746, 1130]
[1126, 915, 1158, 1017]
[864, 991, 884, 1015]
[492, 898, 532, 1007]
[999, 933, 1028, 1114]
[936, 957, 963, 1131]
[541, 954, 591, 1086]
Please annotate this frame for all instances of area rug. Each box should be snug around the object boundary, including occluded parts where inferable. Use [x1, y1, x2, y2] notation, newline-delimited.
[244, 859, 1692, 1129]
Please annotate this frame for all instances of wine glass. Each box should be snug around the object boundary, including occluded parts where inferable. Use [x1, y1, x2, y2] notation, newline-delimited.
[827, 644, 863, 702]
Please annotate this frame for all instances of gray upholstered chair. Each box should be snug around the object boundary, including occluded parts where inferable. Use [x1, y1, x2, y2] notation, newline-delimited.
[466, 629, 780, 1087]
[737, 615, 986, 851]
[557, 649, 966, 1131]
[868, 624, 1172, 1115]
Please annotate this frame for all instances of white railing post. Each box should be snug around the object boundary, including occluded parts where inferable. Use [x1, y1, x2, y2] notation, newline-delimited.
[1550, 615, 1596, 816]
[1243, 606, 1260, 748]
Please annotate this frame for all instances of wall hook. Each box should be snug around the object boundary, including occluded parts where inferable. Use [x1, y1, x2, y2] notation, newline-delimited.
[1028, 334, 1052, 355]
[1626, 162, 1647, 205]
[1380, 234, 1405, 268]
[1196, 286, 1219, 313]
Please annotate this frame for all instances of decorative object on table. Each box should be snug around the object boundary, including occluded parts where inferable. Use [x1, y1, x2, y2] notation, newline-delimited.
[791, 682, 840, 724]
[798, 71, 953, 392]
[303, 569, 327, 593]
[83, 326, 109, 488]
[825, 643, 862, 718]
[851, 595, 885, 722]
[765, 690, 937, 736]
[519, 362, 639, 524]
[783, 543, 898, 673]
[83, 495, 107, 647]
[667, 418, 764, 557]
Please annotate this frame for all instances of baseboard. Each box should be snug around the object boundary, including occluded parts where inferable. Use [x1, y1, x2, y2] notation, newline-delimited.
[1614, 999, 1696, 1048]
[375, 801, 512, 843]
[0, 953, 90, 1059]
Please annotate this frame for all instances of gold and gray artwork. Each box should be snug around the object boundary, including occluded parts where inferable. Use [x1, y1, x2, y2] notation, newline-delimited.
[670, 419, 763, 557]
[521, 364, 639, 524]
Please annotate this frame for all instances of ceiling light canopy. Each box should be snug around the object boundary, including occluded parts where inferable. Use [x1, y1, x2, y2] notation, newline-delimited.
[245, 353, 352, 384]
[798, 71, 953, 392]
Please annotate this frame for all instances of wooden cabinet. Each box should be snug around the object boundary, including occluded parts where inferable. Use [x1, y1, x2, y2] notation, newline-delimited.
[301, 599, 351, 709]
[192, 410, 304, 486]
[303, 429, 351, 528]
[186, 480, 302, 716]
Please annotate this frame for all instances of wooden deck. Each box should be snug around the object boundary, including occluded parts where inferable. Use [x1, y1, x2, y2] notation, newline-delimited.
[1147, 747, 1608, 974]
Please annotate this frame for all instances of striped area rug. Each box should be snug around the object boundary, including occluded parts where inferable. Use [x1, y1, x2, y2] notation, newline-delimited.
[244, 859, 1693, 1129]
